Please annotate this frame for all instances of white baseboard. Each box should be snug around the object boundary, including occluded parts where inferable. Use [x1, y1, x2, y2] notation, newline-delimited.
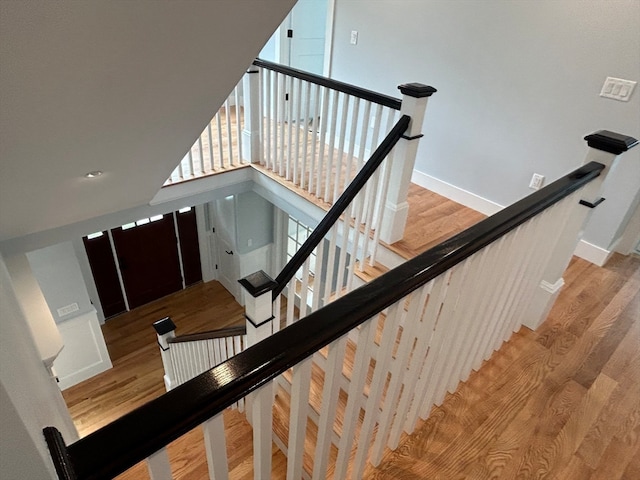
[412, 168, 614, 267]
[573, 240, 613, 267]
[411, 170, 504, 216]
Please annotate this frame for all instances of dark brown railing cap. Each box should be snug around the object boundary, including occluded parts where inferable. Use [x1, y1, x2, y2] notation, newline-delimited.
[153, 317, 177, 335]
[398, 83, 437, 98]
[584, 130, 638, 155]
[238, 270, 277, 298]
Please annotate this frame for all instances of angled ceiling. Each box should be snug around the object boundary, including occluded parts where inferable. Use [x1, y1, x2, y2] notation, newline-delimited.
[0, 0, 295, 242]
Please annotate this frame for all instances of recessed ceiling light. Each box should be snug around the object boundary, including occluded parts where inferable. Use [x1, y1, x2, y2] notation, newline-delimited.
[85, 170, 103, 178]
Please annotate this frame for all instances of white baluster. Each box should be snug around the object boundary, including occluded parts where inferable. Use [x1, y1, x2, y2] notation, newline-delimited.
[147, 448, 173, 480]
[344, 97, 361, 186]
[471, 226, 525, 371]
[311, 335, 348, 480]
[314, 87, 330, 198]
[207, 123, 215, 172]
[323, 90, 340, 202]
[370, 282, 431, 465]
[285, 75, 295, 181]
[300, 80, 311, 189]
[322, 226, 338, 305]
[278, 73, 286, 177]
[307, 84, 321, 195]
[332, 94, 351, 202]
[264, 69, 272, 169]
[203, 414, 229, 480]
[286, 357, 312, 480]
[402, 267, 455, 432]
[286, 277, 296, 327]
[225, 98, 233, 167]
[234, 86, 243, 163]
[356, 101, 372, 171]
[292, 77, 303, 185]
[216, 112, 224, 170]
[334, 318, 377, 480]
[352, 302, 402, 479]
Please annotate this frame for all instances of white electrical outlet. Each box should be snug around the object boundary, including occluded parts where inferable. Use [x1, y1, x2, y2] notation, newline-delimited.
[350, 30, 358, 45]
[529, 173, 545, 190]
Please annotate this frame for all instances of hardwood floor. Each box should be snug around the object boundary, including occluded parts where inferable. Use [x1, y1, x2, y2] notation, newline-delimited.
[61, 189, 639, 478]
[365, 253, 640, 479]
[62, 281, 245, 438]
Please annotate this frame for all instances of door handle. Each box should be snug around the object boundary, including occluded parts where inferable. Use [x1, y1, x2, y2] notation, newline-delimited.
[225, 250, 233, 255]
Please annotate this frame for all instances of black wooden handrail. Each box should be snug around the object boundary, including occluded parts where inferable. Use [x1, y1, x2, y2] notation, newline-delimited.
[168, 325, 246, 344]
[44, 160, 606, 480]
[272, 114, 411, 299]
[252, 58, 402, 110]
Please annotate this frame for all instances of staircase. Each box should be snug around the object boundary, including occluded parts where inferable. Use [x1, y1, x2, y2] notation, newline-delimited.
[43, 59, 638, 479]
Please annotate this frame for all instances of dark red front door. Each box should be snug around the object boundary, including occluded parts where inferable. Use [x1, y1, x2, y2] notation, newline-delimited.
[111, 215, 183, 309]
[83, 232, 127, 319]
[176, 208, 203, 286]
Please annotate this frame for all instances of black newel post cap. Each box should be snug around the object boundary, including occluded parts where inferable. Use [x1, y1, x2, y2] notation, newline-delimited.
[398, 83, 437, 98]
[238, 270, 278, 298]
[584, 130, 638, 155]
[153, 316, 176, 335]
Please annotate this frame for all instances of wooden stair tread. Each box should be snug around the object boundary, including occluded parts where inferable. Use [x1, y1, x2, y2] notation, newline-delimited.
[354, 259, 390, 283]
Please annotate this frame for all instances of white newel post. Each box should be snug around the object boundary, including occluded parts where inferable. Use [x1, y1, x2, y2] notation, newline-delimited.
[522, 130, 638, 330]
[379, 83, 437, 244]
[152, 317, 177, 392]
[238, 270, 278, 479]
[242, 67, 261, 164]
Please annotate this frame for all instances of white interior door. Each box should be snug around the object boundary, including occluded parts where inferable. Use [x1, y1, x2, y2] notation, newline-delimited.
[259, 0, 329, 75]
[216, 235, 240, 301]
[287, 0, 328, 75]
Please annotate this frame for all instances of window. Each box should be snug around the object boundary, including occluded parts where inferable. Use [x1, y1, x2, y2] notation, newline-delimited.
[286, 216, 316, 275]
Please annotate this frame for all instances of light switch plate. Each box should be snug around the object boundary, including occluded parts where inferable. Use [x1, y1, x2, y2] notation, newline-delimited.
[57, 302, 79, 317]
[600, 77, 636, 102]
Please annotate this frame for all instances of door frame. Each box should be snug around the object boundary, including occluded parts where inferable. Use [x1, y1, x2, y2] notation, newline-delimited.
[269, 0, 335, 76]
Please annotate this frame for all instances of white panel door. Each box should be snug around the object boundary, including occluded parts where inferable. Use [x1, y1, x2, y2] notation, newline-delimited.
[217, 235, 241, 302]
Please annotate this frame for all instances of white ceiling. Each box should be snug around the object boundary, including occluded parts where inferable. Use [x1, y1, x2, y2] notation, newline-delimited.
[0, 0, 295, 242]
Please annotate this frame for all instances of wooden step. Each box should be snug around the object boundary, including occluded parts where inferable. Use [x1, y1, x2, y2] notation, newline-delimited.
[354, 259, 390, 283]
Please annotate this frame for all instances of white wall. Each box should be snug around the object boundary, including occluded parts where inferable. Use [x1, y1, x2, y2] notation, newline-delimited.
[236, 191, 275, 254]
[4, 254, 64, 366]
[330, 0, 640, 252]
[27, 242, 94, 323]
[0, 254, 77, 479]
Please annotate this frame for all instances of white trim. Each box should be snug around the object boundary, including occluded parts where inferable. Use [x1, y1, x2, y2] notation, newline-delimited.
[574, 239, 613, 267]
[412, 168, 619, 266]
[323, 0, 336, 76]
[411, 169, 504, 216]
[540, 277, 565, 295]
[54, 309, 112, 390]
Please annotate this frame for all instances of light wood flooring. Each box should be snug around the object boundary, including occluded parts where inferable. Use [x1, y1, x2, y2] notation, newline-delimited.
[62, 185, 639, 479]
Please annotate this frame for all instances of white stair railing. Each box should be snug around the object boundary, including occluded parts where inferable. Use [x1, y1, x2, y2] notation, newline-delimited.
[164, 84, 245, 185]
[165, 59, 435, 244]
[153, 317, 246, 393]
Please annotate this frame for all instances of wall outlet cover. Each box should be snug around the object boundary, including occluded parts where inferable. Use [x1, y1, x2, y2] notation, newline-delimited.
[57, 302, 80, 317]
